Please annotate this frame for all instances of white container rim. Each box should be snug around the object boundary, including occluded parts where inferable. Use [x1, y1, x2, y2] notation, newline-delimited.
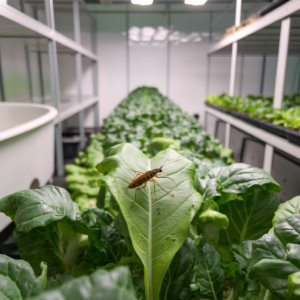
[0, 102, 58, 142]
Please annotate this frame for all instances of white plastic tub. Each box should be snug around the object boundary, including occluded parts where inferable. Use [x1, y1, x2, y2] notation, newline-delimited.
[0, 102, 58, 231]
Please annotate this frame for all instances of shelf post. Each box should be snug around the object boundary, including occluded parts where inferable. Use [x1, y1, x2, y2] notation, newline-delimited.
[263, 144, 274, 174]
[45, 0, 64, 177]
[93, 60, 99, 132]
[273, 17, 291, 109]
[73, 0, 85, 150]
[226, 41, 239, 148]
[235, 0, 242, 27]
[37, 51, 45, 104]
[24, 46, 33, 102]
[126, 9, 130, 95]
[0, 47, 5, 102]
[91, 15, 99, 132]
[225, 122, 231, 148]
[20, 1, 34, 103]
[260, 54, 266, 95]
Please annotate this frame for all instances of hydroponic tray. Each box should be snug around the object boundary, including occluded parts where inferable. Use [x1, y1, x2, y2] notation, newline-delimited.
[205, 102, 230, 114]
[230, 110, 262, 128]
[260, 120, 287, 139]
[285, 127, 300, 146]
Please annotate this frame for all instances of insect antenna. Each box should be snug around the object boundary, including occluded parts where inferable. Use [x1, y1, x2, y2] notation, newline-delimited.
[162, 157, 182, 169]
[160, 155, 169, 168]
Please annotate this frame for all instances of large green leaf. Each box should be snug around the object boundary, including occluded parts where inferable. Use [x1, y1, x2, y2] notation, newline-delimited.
[96, 143, 202, 300]
[0, 185, 79, 232]
[220, 189, 279, 244]
[14, 225, 65, 276]
[273, 196, 300, 226]
[199, 163, 281, 203]
[159, 238, 195, 300]
[0, 255, 47, 300]
[232, 240, 255, 277]
[147, 137, 180, 156]
[191, 236, 224, 300]
[0, 186, 101, 275]
[252, 215, 300, 299]
[288, 271, 300, 299]
[30, 266, 137, 300]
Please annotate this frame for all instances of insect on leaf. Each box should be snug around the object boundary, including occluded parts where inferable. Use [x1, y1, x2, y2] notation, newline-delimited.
[96, 143, 202, 300]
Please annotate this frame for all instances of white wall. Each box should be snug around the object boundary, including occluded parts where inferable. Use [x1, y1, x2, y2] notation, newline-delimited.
[84, 12, 297, 127]
[1, 10, 298, 128]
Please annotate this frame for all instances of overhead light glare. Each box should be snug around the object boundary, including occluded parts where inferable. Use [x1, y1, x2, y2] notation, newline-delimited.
[184, 0, 207, 5]
[131, 0, 153, 5]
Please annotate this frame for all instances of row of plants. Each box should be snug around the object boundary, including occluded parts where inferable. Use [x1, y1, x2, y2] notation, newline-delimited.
[1, 87, 300, 300]
[66, 87, 234, 210]
[206, 93, 300, 132]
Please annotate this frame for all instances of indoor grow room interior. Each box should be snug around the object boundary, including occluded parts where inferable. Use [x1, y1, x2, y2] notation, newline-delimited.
[0, 0, 300, 299]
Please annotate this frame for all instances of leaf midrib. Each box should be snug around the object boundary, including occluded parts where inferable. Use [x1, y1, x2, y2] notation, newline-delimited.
[147, 159, 153, 300]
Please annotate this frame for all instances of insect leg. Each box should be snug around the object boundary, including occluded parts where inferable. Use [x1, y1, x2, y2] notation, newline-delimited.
[150, 179, 157, 199]
[132, 173, 142, 181]
[153, 179, 174, 197]
[131, 169, 144, 174]
[155, 176, 174, 181]
[130, 182, 147, 208]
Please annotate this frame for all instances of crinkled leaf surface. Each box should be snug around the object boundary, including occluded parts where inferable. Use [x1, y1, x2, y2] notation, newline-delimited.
[96, 143, 202, 300]
[220, 189, 279, 244]
[0, 185, 100, 238]
[274, 214, 300, 246]
[0, 185, 79, 232]
[159, 238, 195, 300]
[0, 186, 101, 275]
[232, 240, 255, 277]
[288, 271, 300, 299]
[14, 225, 65, 277]
[30, 266, 137, 300]
[0, 254, 47, 300]
[192, 236, 224, 300]
[199, 163, 281, 203]
[252, 215, 300, 299]
[273, 196, 300, 226]
[147, 137, 180, 156]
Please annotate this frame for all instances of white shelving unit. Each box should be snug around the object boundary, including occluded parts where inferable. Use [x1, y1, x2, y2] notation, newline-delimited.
[205, 0, 300, 173]
[0, 0, 99, 176]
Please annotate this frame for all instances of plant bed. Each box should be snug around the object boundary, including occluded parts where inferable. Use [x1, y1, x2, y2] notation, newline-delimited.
[260, 120, 287, 139]
[205, 101, 230, 114]
[231, 110, 262, 128]
[63, 127, 100, 136]
[285, 127, 300, 145]
[62, 135, 89, 159]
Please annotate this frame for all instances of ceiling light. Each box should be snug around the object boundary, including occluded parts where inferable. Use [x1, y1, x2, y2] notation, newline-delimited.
[131, 0, 153, 5]
[193, 37, 202, 42]
[184, 0, 207, 5]
[141, 27, 156, 41]
[180, 32, 199, 42]
[153, 26, 169, 41]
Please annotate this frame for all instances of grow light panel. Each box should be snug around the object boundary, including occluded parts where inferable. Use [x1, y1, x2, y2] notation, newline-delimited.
[131, 0, 153, 5]
[184, 0, 207, 5]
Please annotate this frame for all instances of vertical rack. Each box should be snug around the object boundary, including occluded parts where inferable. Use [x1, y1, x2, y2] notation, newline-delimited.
[204, 0, 300, 172]
[0, 0, 99, 177]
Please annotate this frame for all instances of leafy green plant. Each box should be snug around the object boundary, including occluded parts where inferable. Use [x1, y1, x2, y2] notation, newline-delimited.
[96, 143, 202, 299]
[0, 255, 47, 299]
[1, 86, 297, 300]
[207, 93, 300, 131]
[31, 266, 137, 300]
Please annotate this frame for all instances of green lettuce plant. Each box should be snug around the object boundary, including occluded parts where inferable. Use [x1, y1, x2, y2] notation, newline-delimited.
[96, 143, 202, 299]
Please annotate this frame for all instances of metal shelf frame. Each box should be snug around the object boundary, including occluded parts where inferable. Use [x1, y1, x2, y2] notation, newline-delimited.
[205, 0, 300, 174]
[0, 0, 99, 176]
